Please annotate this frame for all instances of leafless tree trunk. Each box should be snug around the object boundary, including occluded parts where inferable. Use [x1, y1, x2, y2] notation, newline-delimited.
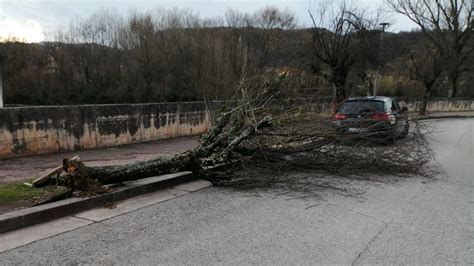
[387, 0, 474, 97]
[409, 47, 443, 115]
[308, 1, 380, 103]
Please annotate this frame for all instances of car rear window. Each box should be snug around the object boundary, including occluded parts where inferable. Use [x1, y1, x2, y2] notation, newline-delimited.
[337, 100, 385, 114]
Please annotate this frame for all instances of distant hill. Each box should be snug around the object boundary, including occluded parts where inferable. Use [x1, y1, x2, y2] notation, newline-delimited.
[0, 28, 472, 105]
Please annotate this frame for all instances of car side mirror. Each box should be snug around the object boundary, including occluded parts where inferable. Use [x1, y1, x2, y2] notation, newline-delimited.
[402, 106, 408, 112]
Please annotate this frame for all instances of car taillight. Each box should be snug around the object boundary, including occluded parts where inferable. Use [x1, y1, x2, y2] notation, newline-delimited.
[371, 112, 390, 121]
[334, 113, 348, 120]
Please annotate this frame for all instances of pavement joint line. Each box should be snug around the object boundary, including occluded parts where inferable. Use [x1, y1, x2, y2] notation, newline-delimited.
[172, 187, 196, 193]
[71, 215, 101, 224]
[351, 222, 389, 266]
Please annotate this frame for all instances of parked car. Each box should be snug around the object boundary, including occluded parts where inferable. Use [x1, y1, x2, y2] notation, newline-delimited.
[333, 96, 409, 141]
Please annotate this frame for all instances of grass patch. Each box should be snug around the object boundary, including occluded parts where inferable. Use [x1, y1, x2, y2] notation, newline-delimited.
[0, 182, 69, 214]
[0, 182, 44, 202]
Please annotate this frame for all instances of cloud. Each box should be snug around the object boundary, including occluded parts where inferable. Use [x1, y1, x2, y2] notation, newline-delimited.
[0, 17, 44, 42]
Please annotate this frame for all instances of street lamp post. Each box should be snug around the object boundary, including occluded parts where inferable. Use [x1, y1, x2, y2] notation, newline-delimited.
[373, 22, 390, 96]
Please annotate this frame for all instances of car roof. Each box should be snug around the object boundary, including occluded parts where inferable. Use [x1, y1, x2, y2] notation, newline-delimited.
[346, 96, 393, 102]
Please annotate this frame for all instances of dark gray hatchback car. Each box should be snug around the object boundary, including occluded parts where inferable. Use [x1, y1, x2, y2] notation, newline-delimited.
[333, 96, 409, 140]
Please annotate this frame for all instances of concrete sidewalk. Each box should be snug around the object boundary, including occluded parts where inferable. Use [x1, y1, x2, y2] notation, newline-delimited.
[0, 136, 198, 184]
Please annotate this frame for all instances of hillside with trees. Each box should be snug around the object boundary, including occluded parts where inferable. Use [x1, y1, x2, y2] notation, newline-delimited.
[0, 2, 472, 106]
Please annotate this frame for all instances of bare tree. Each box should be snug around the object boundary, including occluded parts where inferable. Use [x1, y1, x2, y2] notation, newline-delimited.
[308, 2, 371, 103]
[386, 0, 474, 97]
[252, 6, 296, 30]
[120, 12, 158, 101]
[409, 45, 444, 115]
[225, 8, 252, 28]
[252, 6, 297, 67]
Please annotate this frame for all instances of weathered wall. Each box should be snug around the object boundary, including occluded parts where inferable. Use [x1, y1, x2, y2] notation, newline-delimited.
[0, 98, 472, 159]
[0, 102, 212, 159]
[399, 98, 474, 112]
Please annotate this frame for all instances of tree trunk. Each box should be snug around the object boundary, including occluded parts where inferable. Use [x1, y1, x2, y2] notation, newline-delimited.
[448, 71, 458, 98]
[419, 88, 430, 116]
[334, 84, 346, 104]
[86, 152, 199, 185]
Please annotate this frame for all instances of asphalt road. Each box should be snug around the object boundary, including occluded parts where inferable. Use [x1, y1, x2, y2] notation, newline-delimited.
[0, 118, 473, 264]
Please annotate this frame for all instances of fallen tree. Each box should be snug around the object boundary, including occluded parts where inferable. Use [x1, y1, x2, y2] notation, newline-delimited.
[33, 72, 434, 193]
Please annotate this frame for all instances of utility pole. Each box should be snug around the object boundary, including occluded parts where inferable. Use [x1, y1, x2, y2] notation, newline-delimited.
[373, 22, 389, 96]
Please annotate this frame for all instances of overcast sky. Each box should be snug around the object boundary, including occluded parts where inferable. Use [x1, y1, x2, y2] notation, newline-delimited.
[0, 0, 419, 43]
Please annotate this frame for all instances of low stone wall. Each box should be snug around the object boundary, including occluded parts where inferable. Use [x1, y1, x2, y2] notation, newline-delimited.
[399, 98, 474, 112]
[0, 102, 212, 159]
[0, 98, 472, 159]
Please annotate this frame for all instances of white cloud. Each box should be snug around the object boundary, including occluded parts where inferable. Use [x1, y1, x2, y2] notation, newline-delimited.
[0, 17, 44, 42]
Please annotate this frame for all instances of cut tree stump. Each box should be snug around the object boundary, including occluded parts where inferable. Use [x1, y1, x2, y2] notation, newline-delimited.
[32, 155, 79, 187]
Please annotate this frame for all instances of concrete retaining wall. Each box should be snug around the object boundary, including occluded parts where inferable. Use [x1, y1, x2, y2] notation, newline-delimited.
[0, 98, 472, 159]
[0, 103, 211, 159]
[398, 98, 474, 112]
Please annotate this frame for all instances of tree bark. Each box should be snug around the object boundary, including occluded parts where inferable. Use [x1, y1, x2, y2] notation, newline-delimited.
[448, 72, 458, 98]
[420, 88, 430, 116]
[86, 152, 199, 185]
[333, 80, 347, 104]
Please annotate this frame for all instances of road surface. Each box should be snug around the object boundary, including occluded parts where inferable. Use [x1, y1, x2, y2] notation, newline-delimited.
[0, 118, 473, 264]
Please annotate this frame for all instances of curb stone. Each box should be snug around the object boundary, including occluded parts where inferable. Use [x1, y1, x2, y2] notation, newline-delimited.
[0, 172, 195, 234]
